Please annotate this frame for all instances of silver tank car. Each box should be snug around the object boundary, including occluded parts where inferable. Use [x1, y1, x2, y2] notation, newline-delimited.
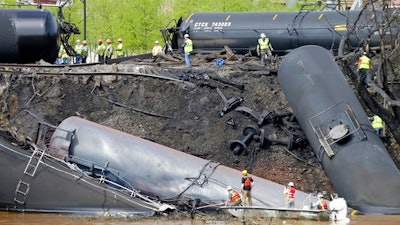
[0, 9, 59, 63]
[277, 45, 400, 214]
[49, 116, 319, 209]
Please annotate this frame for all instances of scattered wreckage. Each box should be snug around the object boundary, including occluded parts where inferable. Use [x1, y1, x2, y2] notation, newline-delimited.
[0, 6, 400, 219]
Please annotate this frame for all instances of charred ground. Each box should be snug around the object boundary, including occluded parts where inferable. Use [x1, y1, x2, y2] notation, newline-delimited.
[0, 50, 399, 198]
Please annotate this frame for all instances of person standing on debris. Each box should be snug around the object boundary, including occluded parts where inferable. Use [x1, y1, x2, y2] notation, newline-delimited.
[115, 38, 124, 58]
[105, 39, 113, 61]
[225, 186, 242, 206]
[241, 170, 254, 207]
[369, 114, 384, 136]
[74, 39, 83, 64]
[152, 40, 163, 62]
[182, 34, 193, 67]
[96, 39, 106, 63]
[81, 40, 89, 63]
[284, 182, 296, 208]
[357, 52, 371, 85]
[257, 33, 273, 65]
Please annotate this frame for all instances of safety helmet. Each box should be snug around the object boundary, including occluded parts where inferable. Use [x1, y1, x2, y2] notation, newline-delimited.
[363, 51, 367, 55]
[82, 40, 87, 44]
[288, 182, 294, 186]
[317, 193, 324, 198]
[98, 39, 103, 43]
[184, 34, 190, 38]
[76, 39, 81, 43]
[155, 40, 159, 44]
[106, 39, 112, 43]
[118, 38, 122, 42]
[227, 186, 233, 191]
[260, 33, 266, 38]
[242, 170, 248, 175]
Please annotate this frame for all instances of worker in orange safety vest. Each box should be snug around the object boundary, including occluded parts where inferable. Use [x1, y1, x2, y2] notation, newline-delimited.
[225, 186, 242, 206]
[284, 182, 296, 208]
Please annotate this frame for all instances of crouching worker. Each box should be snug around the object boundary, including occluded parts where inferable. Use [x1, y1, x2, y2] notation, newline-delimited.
[311, 193, 328, 210]
[225, 186, 242, 206]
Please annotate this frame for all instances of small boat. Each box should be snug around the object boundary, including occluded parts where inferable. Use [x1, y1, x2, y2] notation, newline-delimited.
[221, 206, 331, 221]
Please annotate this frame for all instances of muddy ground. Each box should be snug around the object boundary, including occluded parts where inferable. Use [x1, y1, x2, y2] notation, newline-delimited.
[0, 51, 398, 199]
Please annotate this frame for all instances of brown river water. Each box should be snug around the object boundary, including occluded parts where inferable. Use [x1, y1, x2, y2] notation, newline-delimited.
[0, 212, 399, 225]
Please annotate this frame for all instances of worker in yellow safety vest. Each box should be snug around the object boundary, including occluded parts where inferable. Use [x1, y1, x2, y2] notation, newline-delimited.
[115, 38, 124, 58]
[257, 33, 274, 65]
[369, 115, 384, 136]
[357, 52, 371, 85]
[182, 34, 193, 67]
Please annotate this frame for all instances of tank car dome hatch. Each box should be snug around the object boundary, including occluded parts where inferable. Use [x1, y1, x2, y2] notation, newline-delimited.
[329, 124, 349, 140]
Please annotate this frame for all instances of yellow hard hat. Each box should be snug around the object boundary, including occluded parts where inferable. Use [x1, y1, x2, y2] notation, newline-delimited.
[82, 40, 87, 44]
[118, 38, 122, 42]
[242, 170, 248, 175]
[106, 39, 112, 43]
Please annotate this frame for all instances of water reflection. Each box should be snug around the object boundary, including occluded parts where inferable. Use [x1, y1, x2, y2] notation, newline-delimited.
[0, 212, 399, 225]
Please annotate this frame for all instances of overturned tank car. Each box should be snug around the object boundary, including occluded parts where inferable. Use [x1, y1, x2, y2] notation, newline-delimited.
[278, 45, 400, 214]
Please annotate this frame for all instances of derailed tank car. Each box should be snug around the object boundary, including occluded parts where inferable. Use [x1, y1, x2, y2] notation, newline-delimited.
[48, 116, 319, 210]
[0, 9, 59, 63]
[163, 10, 395, 55]
[278, 45, 400, 214]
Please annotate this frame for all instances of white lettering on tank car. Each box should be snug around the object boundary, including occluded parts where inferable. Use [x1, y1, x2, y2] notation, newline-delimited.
[194, 22, 209, 27]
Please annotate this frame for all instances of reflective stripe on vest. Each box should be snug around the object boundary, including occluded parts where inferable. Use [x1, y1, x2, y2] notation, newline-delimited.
[258, 38, 270, 50]
[184, 39, 193, 53]
[230, 191, 241, 203]
[359, 56, 370, 69]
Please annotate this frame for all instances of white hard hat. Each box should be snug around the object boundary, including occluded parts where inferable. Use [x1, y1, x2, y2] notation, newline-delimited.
[317, 193, 324, 198]
[155, 40, 159, 44]
[260, 33, 266, 38]
[363, 51, 367, 55]
[76, 39, 81, 43]
[227, 186, 233, 191]
[184, 34, 189, 38]
[288, 182, 294, 186]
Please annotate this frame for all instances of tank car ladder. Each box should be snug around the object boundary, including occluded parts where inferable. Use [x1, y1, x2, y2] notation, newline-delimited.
[24, 147, 46, 177]
[14, 148, 46, 205]
[14, 180, 30, 205]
